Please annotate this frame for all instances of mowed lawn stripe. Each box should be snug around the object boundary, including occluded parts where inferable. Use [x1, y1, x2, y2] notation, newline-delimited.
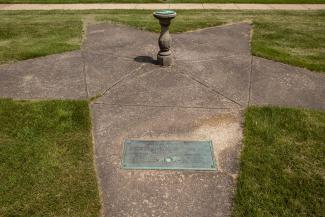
[234, 107, 325, 217]
[0, 99, 100, 217]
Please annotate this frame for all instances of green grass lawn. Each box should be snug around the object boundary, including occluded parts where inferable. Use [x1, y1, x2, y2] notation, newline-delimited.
[0, 13, 82, 64]
[1, 0, 325, 4]
[0, 10, 324, 72]
[234, 107, 325, 217]
[0, 99, 100, 217]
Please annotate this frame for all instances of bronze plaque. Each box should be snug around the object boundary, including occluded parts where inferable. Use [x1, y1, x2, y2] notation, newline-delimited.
[122, 140, 216, 171]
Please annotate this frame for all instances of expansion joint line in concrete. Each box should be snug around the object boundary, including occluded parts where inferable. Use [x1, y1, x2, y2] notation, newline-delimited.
[80, 51, 90, 99]
[86, 50, 141, 61]
[92, 102, 242, 111]
[175, 55, 246, 63]
[93, 63, 148, 100]
[176, 70, 243, 107]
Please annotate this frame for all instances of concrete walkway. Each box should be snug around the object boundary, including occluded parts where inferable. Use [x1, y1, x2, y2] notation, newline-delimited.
[1, 3, 325, 10]
[0, 23, 324, 216]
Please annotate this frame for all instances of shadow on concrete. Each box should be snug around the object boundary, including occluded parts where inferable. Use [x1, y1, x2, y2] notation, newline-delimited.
[134, 56, 157, 65]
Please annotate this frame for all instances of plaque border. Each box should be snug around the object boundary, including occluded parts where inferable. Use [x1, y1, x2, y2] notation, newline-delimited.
[122, 140, 217, 171]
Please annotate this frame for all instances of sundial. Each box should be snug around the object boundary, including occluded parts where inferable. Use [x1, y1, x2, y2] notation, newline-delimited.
[153, 10, 177, 66]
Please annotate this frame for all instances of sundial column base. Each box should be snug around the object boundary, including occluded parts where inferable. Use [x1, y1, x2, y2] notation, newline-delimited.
[157, 54, 172, 67]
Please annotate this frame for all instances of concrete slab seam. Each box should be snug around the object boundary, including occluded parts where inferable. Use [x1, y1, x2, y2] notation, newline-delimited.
[81, 51, 90, 99]
[92, 102, 242, 110]
[95, 63, 148, 100]
[176, 70, 243, 107]
[85, 50, 143, 61]
[175, 54, 248, 63]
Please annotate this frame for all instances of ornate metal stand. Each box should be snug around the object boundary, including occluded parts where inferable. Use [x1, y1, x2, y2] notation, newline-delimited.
[153, 10, 176, 67]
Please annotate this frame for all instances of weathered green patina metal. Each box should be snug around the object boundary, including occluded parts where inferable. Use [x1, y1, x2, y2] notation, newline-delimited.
[154, 10, 176, 16]
[122, 140, 216, 171]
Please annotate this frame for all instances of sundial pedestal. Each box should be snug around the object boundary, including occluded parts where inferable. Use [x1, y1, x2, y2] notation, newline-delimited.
[153, 10, 176, 67]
